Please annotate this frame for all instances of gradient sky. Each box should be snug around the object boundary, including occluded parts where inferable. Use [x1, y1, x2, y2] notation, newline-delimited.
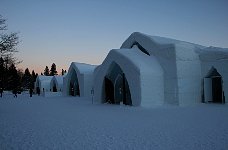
[1, 0, 228, 74]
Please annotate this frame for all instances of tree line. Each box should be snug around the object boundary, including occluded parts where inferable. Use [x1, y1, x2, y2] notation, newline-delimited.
[0, 60, 66, 91]
[0, 57, 38, 91]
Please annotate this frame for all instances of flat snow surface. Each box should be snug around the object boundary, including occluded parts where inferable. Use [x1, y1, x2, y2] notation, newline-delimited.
[1, 94, 228, 150]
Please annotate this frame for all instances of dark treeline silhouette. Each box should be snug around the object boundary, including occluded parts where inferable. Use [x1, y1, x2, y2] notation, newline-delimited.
[0, 59, 38, 91]
[50, 63, 57, 76]
[22, 68, 38, 90]
[42, 63, 66, 76]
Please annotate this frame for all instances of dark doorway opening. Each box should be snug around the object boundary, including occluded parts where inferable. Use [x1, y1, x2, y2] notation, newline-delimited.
[105, 77, 114, 104]
[53, 83, 57, 92]
[69, 82, 80, 96]
[69, 82, 74, 96]
[103, 62, 132, 105]
[69, 69, 80, 96]
[212, 77, 223, 103]
[75, 82, 80, 96]
[204, 67, 225, 104]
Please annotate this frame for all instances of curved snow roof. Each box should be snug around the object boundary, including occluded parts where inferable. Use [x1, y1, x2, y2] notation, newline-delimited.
[37, 75, 53, 81]
[53, 75, 63, 84]
[70, 62, 97, 74]
[121, 32, 206, 50]
[121, 32, 228, 61]
[113, 45, 163, 75]
[198, 46, 228, 61]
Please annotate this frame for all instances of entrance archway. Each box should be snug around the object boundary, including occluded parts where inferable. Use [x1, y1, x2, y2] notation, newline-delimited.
[105, 77, 114, 104]
[103, 62, 132, 105]
[53, 82, 57, 92]
[69, 69, 80, 96]
[204, 67, 225, 103]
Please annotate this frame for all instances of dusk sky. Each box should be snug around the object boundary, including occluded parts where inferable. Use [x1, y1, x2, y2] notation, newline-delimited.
[1, 0, 228, 74]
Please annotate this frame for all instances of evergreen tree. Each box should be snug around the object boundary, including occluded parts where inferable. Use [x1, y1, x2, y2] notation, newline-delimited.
[30, 70, 37, 89]
[32, 70, 36, 82]
[50, 63, 57, 76]
[17, 68, 23, 87]
[61, 69, 65, 75]
[44, 66, 49, 76]
[22, 68, 32, 89]
[7, 64, 20, 90]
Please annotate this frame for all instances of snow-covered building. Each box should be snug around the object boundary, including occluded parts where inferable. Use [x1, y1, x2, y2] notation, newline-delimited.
[63, 62, 97, 97]
[50, 75, 64, 92]
[94, 32, 228, 106]
[35, 75, 53, 94]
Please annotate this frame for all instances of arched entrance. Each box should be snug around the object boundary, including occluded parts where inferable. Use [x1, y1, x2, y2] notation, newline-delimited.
[103, 62, 132, 105]
[104, 77, 114, 104]
[204, 67, 225, 103]
[53, 82, 57, 92]
[69, 69, 80, 96]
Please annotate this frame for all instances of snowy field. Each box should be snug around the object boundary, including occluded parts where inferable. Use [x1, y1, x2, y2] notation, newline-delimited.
[0, 94, 228, 150]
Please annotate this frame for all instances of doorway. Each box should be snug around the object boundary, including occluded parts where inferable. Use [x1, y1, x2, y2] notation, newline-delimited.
[103, 62, 132, 105]
[105, 77, 114, 104]
[53, 83, 57, 92]
[204, 67, 224, 103]
[69, 69, 80, 96]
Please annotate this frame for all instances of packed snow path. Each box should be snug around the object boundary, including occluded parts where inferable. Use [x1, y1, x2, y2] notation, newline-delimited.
[0, 94, 228, 150]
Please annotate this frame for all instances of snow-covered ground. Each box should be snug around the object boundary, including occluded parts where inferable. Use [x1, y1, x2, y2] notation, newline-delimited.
[0, 93, 228, 150]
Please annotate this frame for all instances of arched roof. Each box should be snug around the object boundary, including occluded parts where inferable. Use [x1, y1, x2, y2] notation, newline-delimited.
[113, 45, 163, 75]
[121, 32, 228, 61]
[53, 76, 63, 84]
[198, 46, 228, 61]
[121, 32, 205, 50]
[69, 62, 97, 75]
[37, 75, 53, 82]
